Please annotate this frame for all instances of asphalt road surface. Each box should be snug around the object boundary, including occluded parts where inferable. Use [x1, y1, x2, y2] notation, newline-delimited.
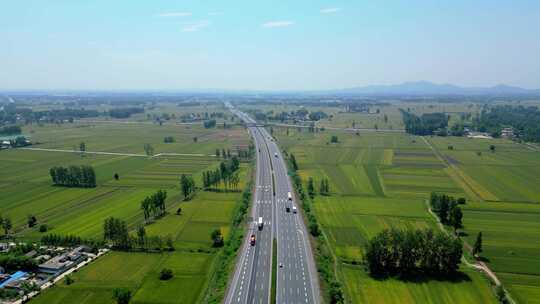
[225, 104, 319, 304]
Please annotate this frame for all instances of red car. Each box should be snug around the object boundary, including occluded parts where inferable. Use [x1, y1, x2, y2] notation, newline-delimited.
[250, 234, 256, 246]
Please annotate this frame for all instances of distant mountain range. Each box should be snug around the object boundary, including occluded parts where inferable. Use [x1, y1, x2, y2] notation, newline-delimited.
[2, 81, 539, 97]
[324, 81, 540, 96]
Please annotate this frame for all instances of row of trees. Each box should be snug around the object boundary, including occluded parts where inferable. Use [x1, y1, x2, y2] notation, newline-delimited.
[365, 228, 463, 277]
[202, 157, 241, 191]
[163, 136, 175, 143]
[0, 125, 21, 135]
[49, 165, 97, 188]
[109, 107, 144, 119]
[430, 192, 464, 233]
[287, 152, 344, 303]
[473, 105, 540, 142]
[40, 234, 101, 248]
[0, 215, 12, 236]
[180, 174, 196, 199]
[140, 190, 167, 222]
[307, 177, 331, 197]
[401, 110, 449, 136]
[203, 119, 217, 128]
[215, 148, 231, 158]
[134, 226, 174, 251]
[103, 218, 174, 252]
[103, 217, 131, 249]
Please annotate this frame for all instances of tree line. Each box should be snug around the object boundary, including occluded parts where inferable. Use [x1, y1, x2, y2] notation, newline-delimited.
[202, 157, 241, 191]
[400, 110, 449, 136]
[103, 217, 174, 252]
[430, 192, 464, 233]
[203, 119, 217, 128]
[307, 177, 330, 197]
[0, 125, 21, 135]
[109, 107, 144, 119]
[49, 165, 97, 188]
[287, 153, 344, 303]
[180, 174, 196, 199]
[473, 105, 540, 142]
[365, 228, 463, 277]
[40, 234, 102, 248]
[140, 190, 167, 223]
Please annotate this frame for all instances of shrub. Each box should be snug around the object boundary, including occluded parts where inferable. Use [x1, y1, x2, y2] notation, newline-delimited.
[159, 268, 173, 280]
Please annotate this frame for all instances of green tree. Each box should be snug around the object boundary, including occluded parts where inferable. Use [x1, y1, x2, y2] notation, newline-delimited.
[136, 226, 146, 248]
[290, 154, 298, 171]
[180, 174, 195, 200]
[211, 229, 224, 247]
[27, 215, 37, 228]
[143, 143, 154, 156]
[112, 288, 132, 304]
[79, 142, 86, 155]
[307, 177, 315, 199]
[2, 217, 12, 236]
[330, 135, 338, 143]
[159, 268, 174, 280]
[448, 204, 463, 233]
[64, 275, 74, 285]
[439, 199, 449, 224]
[490, 145, 496, 152]
[473, 232, 483, 257]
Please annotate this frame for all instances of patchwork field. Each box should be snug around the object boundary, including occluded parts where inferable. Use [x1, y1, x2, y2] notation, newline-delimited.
[32, 251, 213, 304]
[1, 120, 251, 303]
[274, 126, 499, 303]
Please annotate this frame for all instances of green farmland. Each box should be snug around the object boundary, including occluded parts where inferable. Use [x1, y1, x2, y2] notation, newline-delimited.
[1, 120, 251, 303]
[32, 251, 212, 304]
[275, 126, 530, 303]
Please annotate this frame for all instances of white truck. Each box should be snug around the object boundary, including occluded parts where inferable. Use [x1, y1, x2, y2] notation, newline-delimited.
[287, 192, 292, 201]
[258, 217, 264, 230]
[292, 206, 297, 214]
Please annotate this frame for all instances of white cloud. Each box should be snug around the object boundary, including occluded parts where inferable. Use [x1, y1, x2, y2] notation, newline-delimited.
[320, 7, 341, 14]
[262, 21, 295, 28]
[182, 20, 211, 32]
[158, 12, 192, 18]
[208, 12, 223, 16]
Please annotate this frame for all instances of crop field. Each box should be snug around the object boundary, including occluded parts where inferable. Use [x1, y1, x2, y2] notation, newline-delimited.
[424, 136, 540, 302]
[32, 251, 213, 304]
[342, 265, 496, 304]
[273, 126, 498, 302]
[1, 118, 251, 303]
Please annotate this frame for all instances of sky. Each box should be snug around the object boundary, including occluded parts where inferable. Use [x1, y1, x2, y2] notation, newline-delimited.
[1, 0, 540, 91]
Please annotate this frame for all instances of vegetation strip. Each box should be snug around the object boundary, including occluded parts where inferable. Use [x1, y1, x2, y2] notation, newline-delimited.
[286, 154, 345, 303]
[271, 238, 277, 304]
[203, 168, 253, 303]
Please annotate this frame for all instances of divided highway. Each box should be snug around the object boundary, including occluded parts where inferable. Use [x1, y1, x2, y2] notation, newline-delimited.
[225, 104, 319, 304]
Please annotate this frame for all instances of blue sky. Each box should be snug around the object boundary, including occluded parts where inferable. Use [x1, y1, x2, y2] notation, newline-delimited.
[1, 0, 539, 90]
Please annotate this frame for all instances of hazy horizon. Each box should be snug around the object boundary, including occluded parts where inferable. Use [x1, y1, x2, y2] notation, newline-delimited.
[2, 0, 540, 91]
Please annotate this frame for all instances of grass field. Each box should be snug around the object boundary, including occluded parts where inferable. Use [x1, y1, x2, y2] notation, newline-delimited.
[1, 118, 251, 303]
[273, 126, 499, 303]
[32, 251, 213, 304]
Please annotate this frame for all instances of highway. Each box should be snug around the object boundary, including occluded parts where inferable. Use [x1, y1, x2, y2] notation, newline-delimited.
[225, 103, 319, 304]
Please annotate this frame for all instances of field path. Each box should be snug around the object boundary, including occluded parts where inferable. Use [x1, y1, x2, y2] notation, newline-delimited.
[18, 147, 214, 158]
[424, 200, 516, 303]
[266, 122, 405, 133]
[420, 136, 493, 202]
